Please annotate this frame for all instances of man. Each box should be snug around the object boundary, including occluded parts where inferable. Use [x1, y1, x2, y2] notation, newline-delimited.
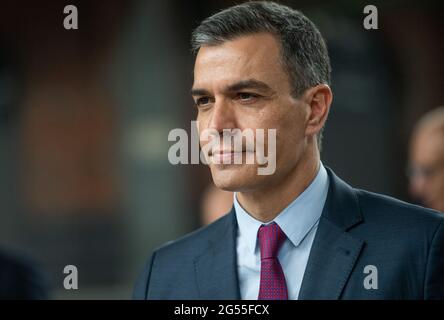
[134, 1, 444, 299]
[409, 106, 444, 213]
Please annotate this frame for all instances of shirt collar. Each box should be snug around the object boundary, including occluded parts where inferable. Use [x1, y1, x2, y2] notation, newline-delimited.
[234, 162, 329, 254]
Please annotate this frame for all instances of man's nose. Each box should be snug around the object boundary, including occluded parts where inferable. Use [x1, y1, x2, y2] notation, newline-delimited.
[208, 98, 236, 133]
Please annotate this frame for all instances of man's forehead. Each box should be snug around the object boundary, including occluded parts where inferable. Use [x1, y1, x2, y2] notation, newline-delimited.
[192, 69, 281, 94]
[193, 33, 284, 90]
[194, 33, 281, 68]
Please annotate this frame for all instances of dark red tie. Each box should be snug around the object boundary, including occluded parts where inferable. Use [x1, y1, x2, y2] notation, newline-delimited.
[257, 222, 288, 300]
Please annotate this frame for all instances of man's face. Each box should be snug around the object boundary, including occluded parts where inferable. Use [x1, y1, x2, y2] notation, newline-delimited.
[192, 33, 311, 192]
[409, 128, 444, 212]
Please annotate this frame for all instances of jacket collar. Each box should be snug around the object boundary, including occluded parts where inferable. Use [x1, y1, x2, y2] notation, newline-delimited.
[194, 209, 241, 299]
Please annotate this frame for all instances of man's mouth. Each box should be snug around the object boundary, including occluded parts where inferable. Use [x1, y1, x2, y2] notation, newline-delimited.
[210, 150, 248, 164]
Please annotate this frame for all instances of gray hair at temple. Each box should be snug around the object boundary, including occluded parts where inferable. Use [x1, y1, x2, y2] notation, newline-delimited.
[191, 1, 331, 149]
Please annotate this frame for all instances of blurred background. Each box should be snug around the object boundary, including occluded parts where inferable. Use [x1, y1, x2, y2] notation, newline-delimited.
[0, 0, 442, 299]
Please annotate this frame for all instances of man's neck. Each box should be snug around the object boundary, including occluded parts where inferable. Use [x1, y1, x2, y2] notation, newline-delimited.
[236, 151, 320, 223]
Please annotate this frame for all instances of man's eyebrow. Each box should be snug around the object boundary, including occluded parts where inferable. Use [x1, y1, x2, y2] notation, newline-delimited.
[226, 79, 273, 93]
[190, 88, 210, 97]
[191, 79, 274, 97]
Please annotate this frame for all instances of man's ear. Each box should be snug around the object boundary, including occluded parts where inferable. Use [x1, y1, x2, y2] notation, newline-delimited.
[303, 84, 333, 138]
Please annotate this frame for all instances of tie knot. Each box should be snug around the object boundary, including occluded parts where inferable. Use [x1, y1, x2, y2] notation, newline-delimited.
[258, 222, 286, 260]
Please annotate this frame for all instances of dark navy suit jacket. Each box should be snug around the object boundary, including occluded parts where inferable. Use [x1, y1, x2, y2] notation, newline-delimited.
[133, 168, 444, 299]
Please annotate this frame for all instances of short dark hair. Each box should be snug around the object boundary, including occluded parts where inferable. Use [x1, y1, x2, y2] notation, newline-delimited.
[191, 1, 331, 148]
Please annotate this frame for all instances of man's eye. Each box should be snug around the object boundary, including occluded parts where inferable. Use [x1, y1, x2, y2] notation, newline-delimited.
[237, 92, 258, 102]
[195, 97, 212, 107]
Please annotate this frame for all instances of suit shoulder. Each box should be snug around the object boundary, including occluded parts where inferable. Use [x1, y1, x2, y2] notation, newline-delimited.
[355, 188, 444, 229]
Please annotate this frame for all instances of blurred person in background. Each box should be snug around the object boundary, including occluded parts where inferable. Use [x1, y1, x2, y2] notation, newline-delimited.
[0, 249, 49, 299]
[408, 106, 444, 213]
[200, 183, 233, 225]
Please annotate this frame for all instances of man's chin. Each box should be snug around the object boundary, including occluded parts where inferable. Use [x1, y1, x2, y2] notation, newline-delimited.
[210, 164, 261, 192]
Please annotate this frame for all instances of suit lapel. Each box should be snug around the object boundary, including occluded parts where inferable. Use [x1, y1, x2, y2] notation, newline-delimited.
[298, 218, 364, 299]
[299, 168, 365, 299]
[194, 210, 241, 299]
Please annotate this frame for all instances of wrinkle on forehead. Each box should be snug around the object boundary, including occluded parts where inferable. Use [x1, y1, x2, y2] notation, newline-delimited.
[192, 33, 289, 93]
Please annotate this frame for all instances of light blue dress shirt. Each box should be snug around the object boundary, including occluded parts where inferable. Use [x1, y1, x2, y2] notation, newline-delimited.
[234, 163, 329, 300]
